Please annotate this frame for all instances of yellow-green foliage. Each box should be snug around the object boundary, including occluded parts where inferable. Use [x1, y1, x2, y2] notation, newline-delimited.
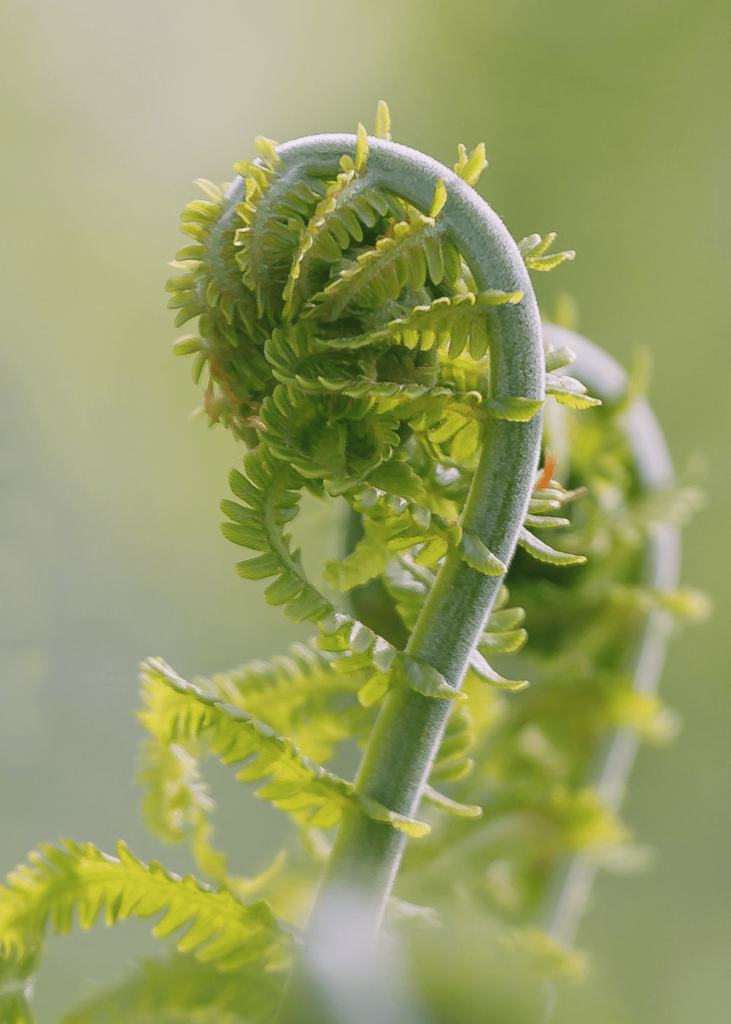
[0, 840, 287, 971]
[139, 656, 429, 837]
[0, 103, 701, 1022]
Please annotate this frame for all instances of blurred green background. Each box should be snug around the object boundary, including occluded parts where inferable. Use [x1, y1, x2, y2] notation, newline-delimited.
[1, 0, 728, 1019]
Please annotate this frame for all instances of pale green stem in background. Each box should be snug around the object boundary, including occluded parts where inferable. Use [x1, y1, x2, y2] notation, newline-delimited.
[541, 325, 680, 1021]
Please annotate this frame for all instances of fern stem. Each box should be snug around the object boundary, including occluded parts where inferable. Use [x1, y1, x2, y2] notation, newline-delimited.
[317, 416, 542, 909]
[254, 137, 544, 1016]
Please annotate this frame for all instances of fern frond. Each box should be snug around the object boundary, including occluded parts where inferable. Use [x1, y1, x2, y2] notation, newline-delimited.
[459, 531, 507, 576]
[61, 953, 282, 1024]
[528, 482, 585, 516]
[161, 122, 692, 985]
[140, 658, 429, 838]
[374, 99, 392, 141]
[139, 739, 228, 883]
[523, 514, 571, 529]
[316, 610, 461, 706]
[204, 641, 371, 763]
[353, 660, 462, 709]
[366, 290, 522, 361]
[429, 702, 476, 782]
[468, 649, 529, 692]
[282, 168, 395, 318]
[382, 559, 531, 694]
[308, 209, 459, 323]
[323, 532, 390, 592]
[0, 950, 38, 1024]
[421, 785, 482, 819]
[0, 841, 287, 971]
[544, 341, 576, 373]
[518, 232, 575, 272]
[517, 526, 587, 566]
[221, 446, 333, 623]
[486, 395, 544, 422]
[546, 371, 601, 409]
[517, 468, 588, 563]
[323, 553, 528, 706]
[260, 384, 422, 493]
[364, 458, 429, 502]
[323, 495, 458, 592]
[263, 324, 441, 405]
[166, 179, 274, 440]
[233, 143, 322, 315]
[454, 142, 488, 188]
[139, 646, 367, 873]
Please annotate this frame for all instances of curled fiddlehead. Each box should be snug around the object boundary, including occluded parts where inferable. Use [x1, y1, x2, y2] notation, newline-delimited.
[3, 104, 700, 1023]
[162, 107, 701, 1020]
[167, 104, 573, 927]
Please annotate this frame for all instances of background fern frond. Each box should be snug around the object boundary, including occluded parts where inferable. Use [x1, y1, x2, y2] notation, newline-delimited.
[0, 950, 39, 1024]
[205, 641, 371, 763]
[139, 739, 228, 882]
[374, 99, 392, 142]
[0, 840, 287, 971]
[139, 658, 429, 838]
[61, 953, 282, 1024]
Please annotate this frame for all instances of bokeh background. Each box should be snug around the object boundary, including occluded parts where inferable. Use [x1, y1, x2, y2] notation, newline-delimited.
[1, 0, 728, 1019]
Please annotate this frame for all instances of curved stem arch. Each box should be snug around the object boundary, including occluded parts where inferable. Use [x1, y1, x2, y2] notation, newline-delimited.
[225, 135, 545, 932]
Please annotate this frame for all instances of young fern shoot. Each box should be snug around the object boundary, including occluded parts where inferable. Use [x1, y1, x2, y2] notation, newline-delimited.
[168, 111, 560, 929]
[0, 103, 700, 1024]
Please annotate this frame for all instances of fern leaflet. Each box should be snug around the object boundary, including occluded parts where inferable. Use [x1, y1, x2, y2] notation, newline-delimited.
[308, 204, 459, 322]
[518, 232, 575, 272]
[221, 446, 333, 623]
[0, 841, 287, 972]
[138, 740, 228, 883]
[140, 658, 429, 838]
[205, 640, 371, 763]
[367, 290, 522, 361]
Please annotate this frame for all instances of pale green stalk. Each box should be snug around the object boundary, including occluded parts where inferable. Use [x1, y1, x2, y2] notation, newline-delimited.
[541, 327, 680, 949]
